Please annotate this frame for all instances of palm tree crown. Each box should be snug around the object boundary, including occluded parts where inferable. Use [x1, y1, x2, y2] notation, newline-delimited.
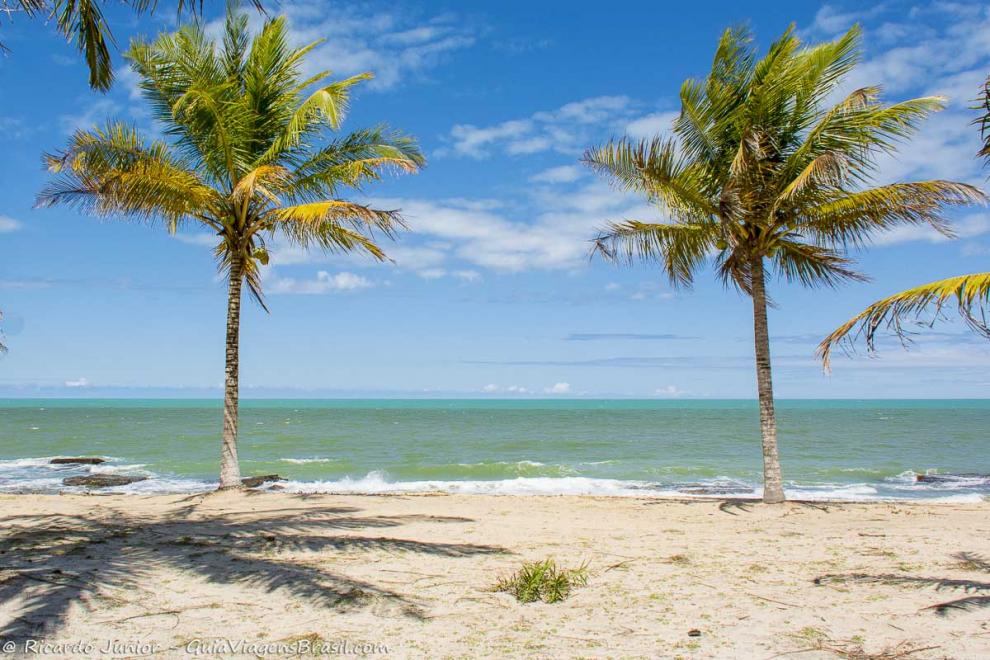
[585, 25, 984, 503]
[37, 8, 424, 486]
[587, 25, 981, 292]
[39, 10, 423, 303]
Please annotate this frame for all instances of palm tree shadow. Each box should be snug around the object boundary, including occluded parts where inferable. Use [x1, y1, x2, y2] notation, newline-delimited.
[814, 551, 990, 614]
[716, 499, 831, 515]
[0, 503, 506, 641]
[718, 499, 754, 515]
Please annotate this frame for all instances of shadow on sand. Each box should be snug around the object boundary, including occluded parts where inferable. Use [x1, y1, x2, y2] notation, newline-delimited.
[815, 552, 990, 614]
[0, 493, 507, 641]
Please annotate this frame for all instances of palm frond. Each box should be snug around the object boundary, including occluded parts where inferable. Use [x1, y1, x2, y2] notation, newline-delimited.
[268, 201, 406, 260]
[37, 122, 220, 230]
[771, 239, 867, 289]
[798, 181, 986, 247]
[584, 138, 716, 221]
[817, 273, 990, 369]
[592, 220, 717, 288]
[258, 72, 374, 165]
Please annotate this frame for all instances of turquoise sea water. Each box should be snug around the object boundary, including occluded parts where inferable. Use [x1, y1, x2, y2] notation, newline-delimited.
[1, 399, 988, 501]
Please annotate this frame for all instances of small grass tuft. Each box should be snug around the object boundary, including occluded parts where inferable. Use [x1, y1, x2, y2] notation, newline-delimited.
[493, 558, 588, 603]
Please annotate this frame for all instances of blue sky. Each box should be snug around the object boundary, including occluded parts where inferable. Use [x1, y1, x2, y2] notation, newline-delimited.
[1, 0, 989, 398]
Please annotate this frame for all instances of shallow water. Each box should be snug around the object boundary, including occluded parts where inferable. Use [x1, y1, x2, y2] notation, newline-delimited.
[1, 399, 988, 501]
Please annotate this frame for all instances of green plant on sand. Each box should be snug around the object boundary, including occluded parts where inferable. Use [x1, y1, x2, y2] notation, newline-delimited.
[493, 558, 589, 604]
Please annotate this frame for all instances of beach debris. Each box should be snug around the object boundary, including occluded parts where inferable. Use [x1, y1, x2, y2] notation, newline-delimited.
[50, 457, 106, 465]
[492, 558, 589, 604]
[241, 474, 285, 488]
[63, 475, 146, 487]
[688, 629, 701, 637]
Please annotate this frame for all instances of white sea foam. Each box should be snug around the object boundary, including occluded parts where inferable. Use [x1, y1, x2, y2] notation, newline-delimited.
[0, 457, 987, 502]
[277, 472, 670, 496]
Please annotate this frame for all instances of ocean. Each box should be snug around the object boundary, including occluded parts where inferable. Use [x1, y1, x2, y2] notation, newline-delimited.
[1, 399, 988, 501]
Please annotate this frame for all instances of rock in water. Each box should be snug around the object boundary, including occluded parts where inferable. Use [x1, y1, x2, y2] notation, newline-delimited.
[241, 474, 284, 488]
[63, 475, 146, 487]
[51, 457, 106, 465]
[916, 473, 988, 483]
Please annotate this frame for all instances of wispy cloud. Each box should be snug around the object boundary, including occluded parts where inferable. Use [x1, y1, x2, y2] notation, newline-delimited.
[208, 2, 478, 91]
[439, 95, 656, 158]
[624, 111, 678, 140]
[565, 333, 698, 341]
[654, 384, 686, 398]
[872, 213, 990, 246]
[374, 180, 653, 271]
[58, 99, 119, 134]
[0, 216, 23, 233]
[267, 270, 373, 294]
[807, 3, 990, 190]
[529, 165, 585, 184]
[173, 233, 218, 247]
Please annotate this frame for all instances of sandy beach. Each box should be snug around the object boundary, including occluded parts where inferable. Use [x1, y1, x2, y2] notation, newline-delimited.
[0, 493, 988, 658]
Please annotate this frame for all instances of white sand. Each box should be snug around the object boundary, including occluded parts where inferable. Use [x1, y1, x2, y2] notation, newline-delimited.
[1, 492, 988, 658]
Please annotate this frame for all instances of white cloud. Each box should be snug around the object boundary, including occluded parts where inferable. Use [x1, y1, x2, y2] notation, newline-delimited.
[872, 213, 990, 246]
[208, 2, 477, 91]
[374, 179, 653, 272]
[624, 111, 678, 140]
[0, 216, 22, 233]
[453, 270, 482, 282]
[0, 117, 35, 140]
[654, 385, 685, 398]
[806, 5, 886, 37]
[173, 233, 217, 247]
[529, 165, 585, 184]
[417, 268, 447, 280]
[807, 3, 990, 189]
[544, 382, 571, 394]
[64, 377, 90, 388]
[440, 95, 645, 158]
[481, 383, 532, 394]
[58, 99, 119, 134]
[268, 270, 373, 294]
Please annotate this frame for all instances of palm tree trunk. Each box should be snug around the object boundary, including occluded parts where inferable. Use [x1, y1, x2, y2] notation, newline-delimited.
[219, 255, 244, 489]
[750, 256, 785, 504]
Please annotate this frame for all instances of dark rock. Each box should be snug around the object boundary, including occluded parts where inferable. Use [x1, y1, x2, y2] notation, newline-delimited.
[688, 629, 701, 637]
[268, 484, 285, 491]
[51, 457, 106, 465]
[63, 475, 146, 488]
[241, 474, 285, 488]
[916, 473, 989, 483]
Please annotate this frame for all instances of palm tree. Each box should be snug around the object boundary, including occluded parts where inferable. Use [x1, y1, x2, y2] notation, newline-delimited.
[584, 25, 984, 503]
[1, 0, 238, 91]
[36, 8, 425, 488]
[818, 75, 990, 367]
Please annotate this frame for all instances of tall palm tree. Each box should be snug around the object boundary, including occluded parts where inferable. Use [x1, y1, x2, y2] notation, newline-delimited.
[818, 75, 990, 367]
[36, 8, 424, 488]
[585, 25, 984, 503]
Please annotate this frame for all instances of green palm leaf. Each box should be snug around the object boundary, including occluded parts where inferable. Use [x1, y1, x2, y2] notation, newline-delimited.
[818, 274, 990, 369]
